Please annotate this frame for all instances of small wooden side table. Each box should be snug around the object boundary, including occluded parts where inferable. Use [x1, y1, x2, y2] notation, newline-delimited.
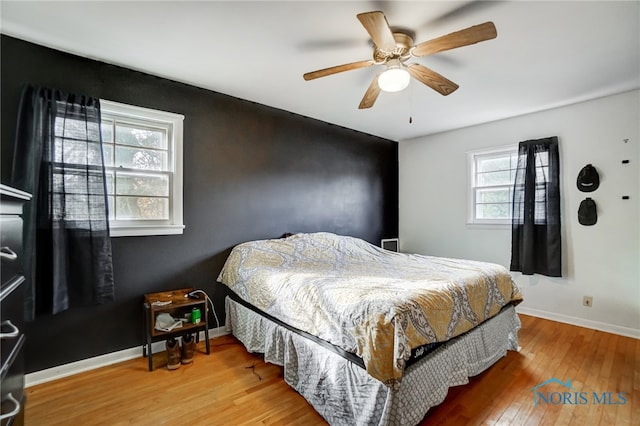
[143, 288, 210, 371]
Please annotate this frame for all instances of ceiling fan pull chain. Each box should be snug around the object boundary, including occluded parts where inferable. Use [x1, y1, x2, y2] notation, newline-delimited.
[409, 81, 413, 124]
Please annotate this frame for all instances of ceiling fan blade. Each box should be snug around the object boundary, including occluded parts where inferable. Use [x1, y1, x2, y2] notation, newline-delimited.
[428, 1, 501, 26]
[359, 76, 382, 109]
[407, 64, 459, 96]
[303, 60, 374, 81]
[412, 21, 497, 57]
[357, 11, 397, 52]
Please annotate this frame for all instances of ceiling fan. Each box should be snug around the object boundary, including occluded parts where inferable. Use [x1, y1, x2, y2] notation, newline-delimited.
[303, 11, 497, 109]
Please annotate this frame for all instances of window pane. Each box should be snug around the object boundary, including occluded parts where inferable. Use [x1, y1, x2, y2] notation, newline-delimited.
[55, 117, 101, 142]
[535, 151, 549, 167]
[101, 120, 114, 142]
[535, 200, 547, 223]
[477, 187, 511, 203]
[107, 196, 115, 220]
[535, 185, 547, 200]
[53, 169, 107, 195]
[510, 153, 519, 168]
[116, 172, 169, 197]
[102, 144, 114, 166]
[55, 138, 104, 166]
[51, 192, 108, 222]
[476, 203, 511, 220]
[115, 146, 167, 170]
[116, 124, 167, 149]
[115, 196, 169, 220]
[105, 171, 115, 195]
[477, 170, 513, 186]
[477, 156, 511, 173]
[535, 166, 549, 184]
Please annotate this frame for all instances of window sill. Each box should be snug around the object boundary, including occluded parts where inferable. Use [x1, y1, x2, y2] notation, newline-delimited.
[466, 221, 511, 230]
[109, 224, 185, 237]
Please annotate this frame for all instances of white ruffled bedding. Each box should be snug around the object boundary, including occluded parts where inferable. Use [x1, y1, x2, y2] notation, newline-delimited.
[226, 297, 521, 425]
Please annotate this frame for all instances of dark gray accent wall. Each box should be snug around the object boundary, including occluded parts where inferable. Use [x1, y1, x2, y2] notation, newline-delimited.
[1, 35, 398, 373]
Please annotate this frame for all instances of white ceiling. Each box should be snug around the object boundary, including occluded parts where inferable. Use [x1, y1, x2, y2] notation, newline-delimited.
[2, 1, 639, 142]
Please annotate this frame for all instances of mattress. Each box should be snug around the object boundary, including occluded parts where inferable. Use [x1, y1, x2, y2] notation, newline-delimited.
[218, 232, 523, 387]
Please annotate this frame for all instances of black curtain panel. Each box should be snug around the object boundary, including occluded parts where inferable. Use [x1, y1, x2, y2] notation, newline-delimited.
[510, 136, 561, 277]
[12, 86, 115, 320]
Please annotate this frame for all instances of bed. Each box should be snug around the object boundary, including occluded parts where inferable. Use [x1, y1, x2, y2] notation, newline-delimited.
[218, 232, 523, 425]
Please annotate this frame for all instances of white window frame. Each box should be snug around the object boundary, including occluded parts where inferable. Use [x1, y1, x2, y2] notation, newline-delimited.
[467, 145, 518, 226]
[100, 99, 184, 237]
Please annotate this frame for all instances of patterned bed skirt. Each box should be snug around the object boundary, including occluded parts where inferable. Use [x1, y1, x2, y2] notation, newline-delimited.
[225, 297, 521, 425]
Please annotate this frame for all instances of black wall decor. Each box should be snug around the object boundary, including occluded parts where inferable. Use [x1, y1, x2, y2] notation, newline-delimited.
[1, 35, 399, 373]
[576, 164, 600, 192]
[578, 197, 598, 226]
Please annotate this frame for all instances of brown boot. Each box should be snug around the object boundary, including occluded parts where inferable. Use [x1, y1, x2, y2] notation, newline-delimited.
[181, 334, 196, 364]
[166, 338, 181, 370]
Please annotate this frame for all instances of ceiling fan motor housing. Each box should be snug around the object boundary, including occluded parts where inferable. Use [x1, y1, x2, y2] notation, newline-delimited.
[373, 32, 414, 62]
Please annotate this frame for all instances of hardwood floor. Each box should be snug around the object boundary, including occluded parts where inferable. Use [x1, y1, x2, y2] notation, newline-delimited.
[25, 314, 638, 425]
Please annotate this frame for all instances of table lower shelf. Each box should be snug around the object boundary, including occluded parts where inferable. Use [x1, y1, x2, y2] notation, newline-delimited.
[144, 338, 211, 371]
[143, 325, 211, 371]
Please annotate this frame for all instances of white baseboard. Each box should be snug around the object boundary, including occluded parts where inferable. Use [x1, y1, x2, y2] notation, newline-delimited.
[516, 306, 640, 339]
[27, 311, 638, 388]
[25, 327, 229, 388]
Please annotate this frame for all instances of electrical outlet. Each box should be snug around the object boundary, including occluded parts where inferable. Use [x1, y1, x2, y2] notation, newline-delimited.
[583, 296, 593, 307]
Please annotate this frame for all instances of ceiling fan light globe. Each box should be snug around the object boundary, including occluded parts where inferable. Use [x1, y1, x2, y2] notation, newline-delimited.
[378, 67, 410, 92]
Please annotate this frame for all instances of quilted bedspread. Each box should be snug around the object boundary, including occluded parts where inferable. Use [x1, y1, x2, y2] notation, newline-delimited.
[217, 232, 522, 387]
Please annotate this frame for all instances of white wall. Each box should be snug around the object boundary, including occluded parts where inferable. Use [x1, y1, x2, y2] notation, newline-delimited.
[399, 90, 640, 337]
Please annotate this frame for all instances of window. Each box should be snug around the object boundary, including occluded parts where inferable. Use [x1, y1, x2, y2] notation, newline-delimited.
[468, 146, 518, 225]
[100, 100, 184, 236]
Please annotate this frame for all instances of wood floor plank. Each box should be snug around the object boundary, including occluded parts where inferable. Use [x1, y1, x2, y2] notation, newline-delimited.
[24, 315, 637, 425]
